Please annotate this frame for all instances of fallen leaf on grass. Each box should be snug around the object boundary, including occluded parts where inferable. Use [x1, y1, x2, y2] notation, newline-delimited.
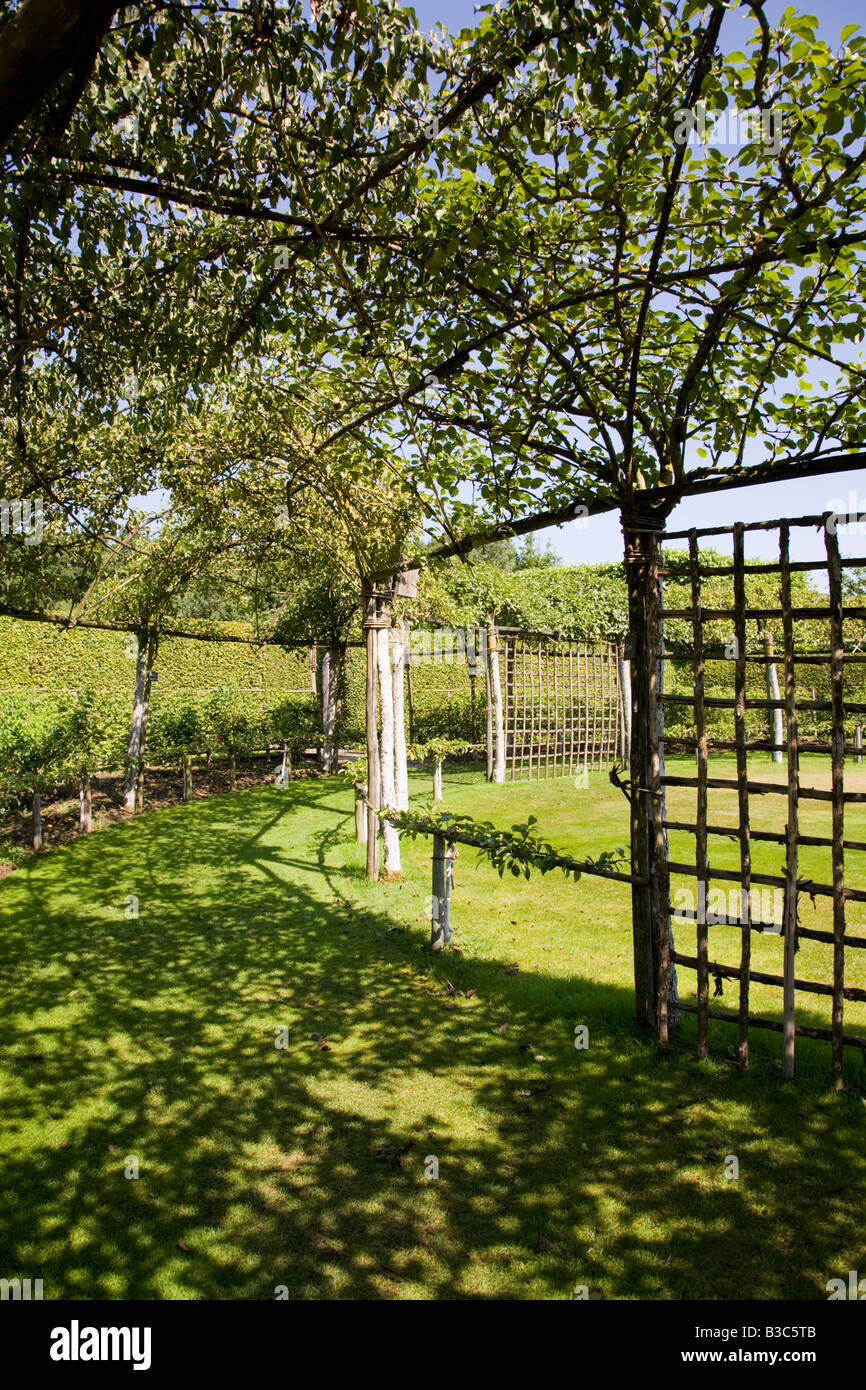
[177, 1239, 191, 1253]
[496, 1023, 511, 1034]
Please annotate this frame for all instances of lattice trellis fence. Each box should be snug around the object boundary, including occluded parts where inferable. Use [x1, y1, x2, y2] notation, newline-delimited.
[647, 513, 866, 1089]
[499, 629, 623, 781]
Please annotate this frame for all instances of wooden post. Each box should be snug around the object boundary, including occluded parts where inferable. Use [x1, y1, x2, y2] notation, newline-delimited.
[651, 547, 673, 1044]
[689, 532, 710, 1059]
[433, 756, 443, 802]
[431, 832, 454, 950]
[487, 620, 506, 783]
[484, 629, 494, 780]
[468, 633, 476, 742]
[732, 525, 752, 1068]
[824, 519, 846, 1091]
[617, 641, 631, 769]
[855, 725, 863, 765]
[762, 628, 784, 762]
[377, 618, 402, 878]
[779, 525, 799, 1080]
[391, 623, 409, 813]
[182, 755, 192, 802]
[404, 620, 416, 747]
[355, 782, 368, 844]
[364, 591, 381, 881]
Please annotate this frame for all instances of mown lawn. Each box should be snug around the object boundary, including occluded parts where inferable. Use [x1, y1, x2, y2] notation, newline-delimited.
[0, 759, 864, 1300]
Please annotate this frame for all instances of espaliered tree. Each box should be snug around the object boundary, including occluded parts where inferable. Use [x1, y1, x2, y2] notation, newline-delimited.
[269, 698, 319, 785]
[0, 693, 72, 849]
[63, 686, 123, 830]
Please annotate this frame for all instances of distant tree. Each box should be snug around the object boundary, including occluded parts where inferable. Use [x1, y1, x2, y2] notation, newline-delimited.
[515, 534, 559, 570]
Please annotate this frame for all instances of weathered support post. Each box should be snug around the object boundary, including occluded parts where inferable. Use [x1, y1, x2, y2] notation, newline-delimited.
[468, 631, 478, 741]
[391, 621, 409, 814]
[404, 619, 416, 747]
[484, 647, 494, 781]
[855, 725, 863, 765]
[487, 618, 506, 783]
[431, 832, 454, 950]
[779, 524, 800, 1080]
[377, 614, 402, 879]
[616, 639, 631, 767]
[32, 790, 43, 850]
[762, 627, 784, 762]
[354, 782, 368, 844]
[363, 591, 382, 881]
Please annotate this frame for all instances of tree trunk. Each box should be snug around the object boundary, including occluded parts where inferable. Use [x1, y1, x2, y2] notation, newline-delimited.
[377, 623, 401, 878]
[229, 753, 236, 790]
[32, 790, 43, 850]
[320, 648, 333, 771]
[763, 628, 784, 762]
[433, 757, 443, 802]
[485, 646, 493, 780]
[319, 643, 345, 773]
[124, 635, 147, 809]
[364, 595, 380, 881]
[182, 754, 192, 801]
[431, 833, 454, 950]
[487, 619, 506, 783]
[124, 630, 157, 811]
[79, 775, 92, 832]
[0, 0, 123, 149]
[391, 623, 409, 812]
[623, 512, 676, 1032]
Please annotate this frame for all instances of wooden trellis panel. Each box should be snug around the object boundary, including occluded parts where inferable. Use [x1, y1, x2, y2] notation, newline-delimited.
[657, 513, 866, 1088]
[500, 630, 619, 781]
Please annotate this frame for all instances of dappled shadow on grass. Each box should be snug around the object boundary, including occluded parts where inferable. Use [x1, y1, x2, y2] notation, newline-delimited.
[0, 781, 864, 1300]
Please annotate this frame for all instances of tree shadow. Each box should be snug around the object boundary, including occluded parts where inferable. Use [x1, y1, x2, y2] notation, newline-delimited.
[0, 782, 863, 1300]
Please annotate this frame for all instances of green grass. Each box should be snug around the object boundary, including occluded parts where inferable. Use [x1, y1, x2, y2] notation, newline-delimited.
[0, 760, 864, 1300]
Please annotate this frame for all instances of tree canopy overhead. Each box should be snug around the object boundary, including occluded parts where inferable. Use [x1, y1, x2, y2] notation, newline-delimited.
[2, 0, 865, 618]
